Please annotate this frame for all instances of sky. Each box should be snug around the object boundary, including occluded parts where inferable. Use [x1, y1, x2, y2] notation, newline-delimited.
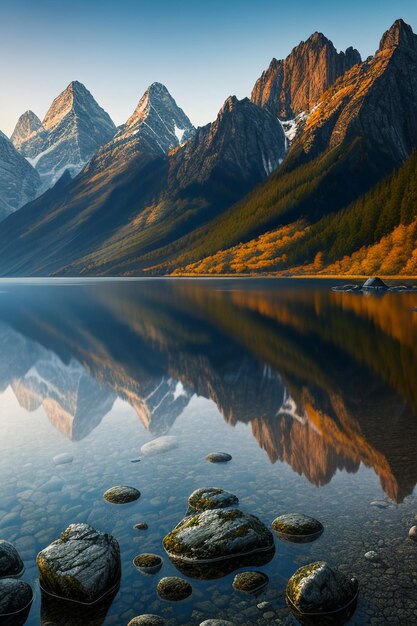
[1, 0, 417, 136]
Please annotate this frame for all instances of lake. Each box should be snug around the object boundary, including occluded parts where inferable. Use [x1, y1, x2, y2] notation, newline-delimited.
[0, 278, 416, 625]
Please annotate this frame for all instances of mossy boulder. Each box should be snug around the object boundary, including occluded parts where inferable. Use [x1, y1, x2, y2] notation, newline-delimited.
[0, 578, 33, 620]
[128, 617, 166, 626]
[272, 514, 323, 543]
[103, 485, 140, 504]
[163, 508, 274, 577]
[286, 561, 358, 625]
[37, 523, 121, 604]
[133, 553, 162, 575]
[205, 452, 232, 463]
[157, 576, 192, 601]
[188, 488, 239, 512]
[232, 570, 269, 594]
[0, 540, 24, 578]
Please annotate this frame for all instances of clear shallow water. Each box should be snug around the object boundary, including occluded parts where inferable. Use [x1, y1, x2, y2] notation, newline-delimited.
[0, 278, 416, 625]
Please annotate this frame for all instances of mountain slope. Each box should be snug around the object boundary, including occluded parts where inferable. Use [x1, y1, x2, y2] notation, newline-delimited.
[11, 81, 116, 189]
[158, 19, 417, 274]
[172, 150, 417, 275]
[0, 131, 41, 220]
[0, 94, 285, 276]
[251, 32, 361, 120]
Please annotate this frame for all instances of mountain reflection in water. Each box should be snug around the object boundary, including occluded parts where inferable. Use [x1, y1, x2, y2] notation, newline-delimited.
[0, 278, 416, 504]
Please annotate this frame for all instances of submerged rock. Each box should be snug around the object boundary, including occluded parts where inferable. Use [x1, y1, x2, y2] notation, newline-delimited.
[0, 540, 24, 578]
[188, 487, 239, 512]
[364, 551, 379, 561]
[163, 508, 274, 579]
[272, 514, 323, 543]
[362, 277, 388, 290]
[133, 553, 163, 575]
[128, 617, 166, 626]
[286, 561, 358, 625]
[37, 523, 121, 604]
[53, 453, 73, 465]
[408, 526, 417, 541]
[0, 578, 33, 621]
[141, 436, 178, 456]
[205, 452, 232, 463]
[232, 570, 269, 594]
[199, 621, 234, 626]
[133, 522, 149, 531]
[156, 576, 192, 601]
[103, 485, 140, 504]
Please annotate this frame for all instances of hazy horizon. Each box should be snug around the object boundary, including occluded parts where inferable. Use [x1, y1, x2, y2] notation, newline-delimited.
[1, 0, 417, 137]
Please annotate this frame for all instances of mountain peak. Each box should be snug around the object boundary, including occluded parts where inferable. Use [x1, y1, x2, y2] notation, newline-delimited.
[11, 110, 44, 150]
[251, 32, 361, 119]
[42, 81, 112, 132]
[379, 19, 417, 52]
[121, 83, 194, 152]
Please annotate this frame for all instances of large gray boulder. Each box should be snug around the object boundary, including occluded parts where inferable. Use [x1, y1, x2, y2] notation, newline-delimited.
[0, 578, 33, 621]
[0, 540, 24, 577]
[163, 508, 274, 578]
[286, 561, 358, 624]
[37, 523, 121, 604]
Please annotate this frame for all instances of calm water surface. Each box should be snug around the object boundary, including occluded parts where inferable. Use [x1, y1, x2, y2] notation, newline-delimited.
[0, 279, 416, 626]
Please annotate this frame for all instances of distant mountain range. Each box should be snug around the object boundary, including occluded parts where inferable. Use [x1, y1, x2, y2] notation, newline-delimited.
[0, 18, 417, 276]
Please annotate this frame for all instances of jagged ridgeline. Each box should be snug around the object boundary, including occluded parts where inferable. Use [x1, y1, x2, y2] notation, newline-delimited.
[0, 19, 416, 276]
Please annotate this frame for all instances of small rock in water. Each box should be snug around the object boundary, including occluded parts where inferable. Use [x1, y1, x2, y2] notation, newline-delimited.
[0, 578, 33, 617]
[272, 513, 323, 543]
[188, 487, 239, 512]
[370, 500, 389, 509]
[232, 571, 269, 594]
[128, 616, 166, 626]
[157, 576, 192, 601]
[408, 525, 417, 541]
[199, 621, 235, 626]
[257, 601, 272, 610]
[205, 452, 232, 463]
[103, 485, 141, 504]
[37, 523, 121, 604]
[53, 453, 73, 465]
[141, 436, 178, 456]
[0, 540, 24, 577]
[133, 522, 149, 531]
[286, 561, 358, 622]
[130, 458, 141, 463]
[364, 551, 379, 561]
[362, 277, 388, 290]
[133, 553, 163, 575]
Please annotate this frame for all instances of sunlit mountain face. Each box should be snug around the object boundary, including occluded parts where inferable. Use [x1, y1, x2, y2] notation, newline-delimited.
[0, 279, 416, 503]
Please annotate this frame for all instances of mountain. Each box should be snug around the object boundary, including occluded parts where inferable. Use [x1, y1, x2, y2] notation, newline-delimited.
[0, 131, 41, 220]
[164, 19, 417, 275]
[11, 81, 116, 189]
[0, 92, 285, 276]
[10, 110, 45, 157]
[251, 32, 361, 121]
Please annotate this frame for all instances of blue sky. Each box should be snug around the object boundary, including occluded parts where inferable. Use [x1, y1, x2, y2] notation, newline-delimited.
[1, 0, 417, 136]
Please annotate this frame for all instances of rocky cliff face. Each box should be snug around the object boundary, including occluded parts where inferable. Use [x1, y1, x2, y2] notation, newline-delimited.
[251, 32, 361, 120]
[169, 95, 286, 189]
[0, 131, 41, 220]
[11, 81, 116, 189]
[290, 19, 417, 167]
